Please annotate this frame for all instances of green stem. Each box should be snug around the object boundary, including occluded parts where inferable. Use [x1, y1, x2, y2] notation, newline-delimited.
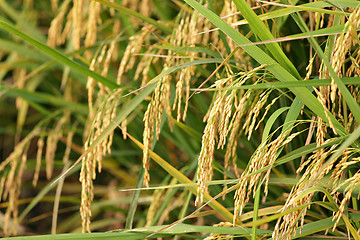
[252, 183, 261, 240]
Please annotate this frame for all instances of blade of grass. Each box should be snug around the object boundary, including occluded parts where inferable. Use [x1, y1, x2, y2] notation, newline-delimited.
[126, 223, 272, 235]
[242, 202, 312, 228]
[200, 0, 357, 34]
[0, 84, 88, 114]
[252, 183, 262, 240]
[293, 214, 360, 239]
[242, 203, 360, 239]
[153, 45, 222, 58]
[174, 190, 193, 240]
[125, 168, 144, 230]
[262, 107, 289, 143]
[197, 77, 360, 91]
[0, 39, 48, 61]
[1, 232, 169, 240]
[2, 223, 272, 240]
[233, 26, 360, 48]
[232, 0, 301, 79]
[0, 20, 119, 90]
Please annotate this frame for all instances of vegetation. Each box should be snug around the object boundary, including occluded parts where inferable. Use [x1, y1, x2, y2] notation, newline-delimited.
[0, 0, 360, 239]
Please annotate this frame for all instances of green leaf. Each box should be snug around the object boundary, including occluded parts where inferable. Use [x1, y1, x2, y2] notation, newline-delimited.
[232, 0, 301, 79]
[2, 224, 272, 239]
[0, 20, 119, 90]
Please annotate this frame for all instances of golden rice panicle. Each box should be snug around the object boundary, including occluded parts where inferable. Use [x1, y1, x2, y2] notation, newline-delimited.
[45, 116, 67, 180]
[196, 68, 263, 195]
[13, 68, 27, 144]
[137, 48, 162, 86]
[139, 0, 152, 17]
[196, 90, 225, 205]
[142, 69, 172, 187]
[86, 45, 105, 116]
[297, 139, 338, 187]
[255, 94, 281, 130]
[224, 90, 252, 179]
[297, 119, 326, 176]
[172, 8, 211, 121]
[116, 25, 155, 85]
[217, 66, 260, 150]
[272, 184, 313, 240]
[143, 103, 155, 187]
[125, 27, 153, 78]
[84, 1, 101, 59]
[273, 148, 329, 239]
[331, 7, 360, 75]
[217, 86, 236, 149]
[79, 146, 94, 233]
[141, 24, 175, 185]
[86, 58, 97, 116]
[47, 0, 71, 47]
[195, 71, 244, 204]
[51, 0, 58, 12]
[330, 8, 360, 102]
[83, 99, 117, 216]
[331, 167, 360, 230]
[133, 47, 154, 84]
[331, 150, 356, 184]
[233, 176, 250, 222]
[347, 49, 360, 77]
[304, 56, 315, 81]
[48, 0, 103, 52]
[221, 65, 266, 179]
[275, 135, 340, 239]
[86, 32, 118, 116]
[172, 14, 193, 121]
[0, 129, 39, 236]
[62, 128, 75, 165]
[79, 93, 121, 233]
[33, 136, 44, 186]
[72, 0, 84, 50]
[101, 40, 118, 81]
[85, 1, 101, 46]
[314, 87, 337, 135]
[173, 66, 191, 121]
[243, 90, 271, 140]
[80, 39, 121, 231]
[51, 0, 86, 50]
[215, 0, 242, 59]
[233, 128, 299, 223]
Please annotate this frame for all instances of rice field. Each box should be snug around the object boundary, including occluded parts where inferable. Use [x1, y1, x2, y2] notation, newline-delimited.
[0, 0, 360, 239]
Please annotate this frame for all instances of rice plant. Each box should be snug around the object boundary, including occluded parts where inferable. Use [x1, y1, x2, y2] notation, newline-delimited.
[0, 0, 360, 239]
